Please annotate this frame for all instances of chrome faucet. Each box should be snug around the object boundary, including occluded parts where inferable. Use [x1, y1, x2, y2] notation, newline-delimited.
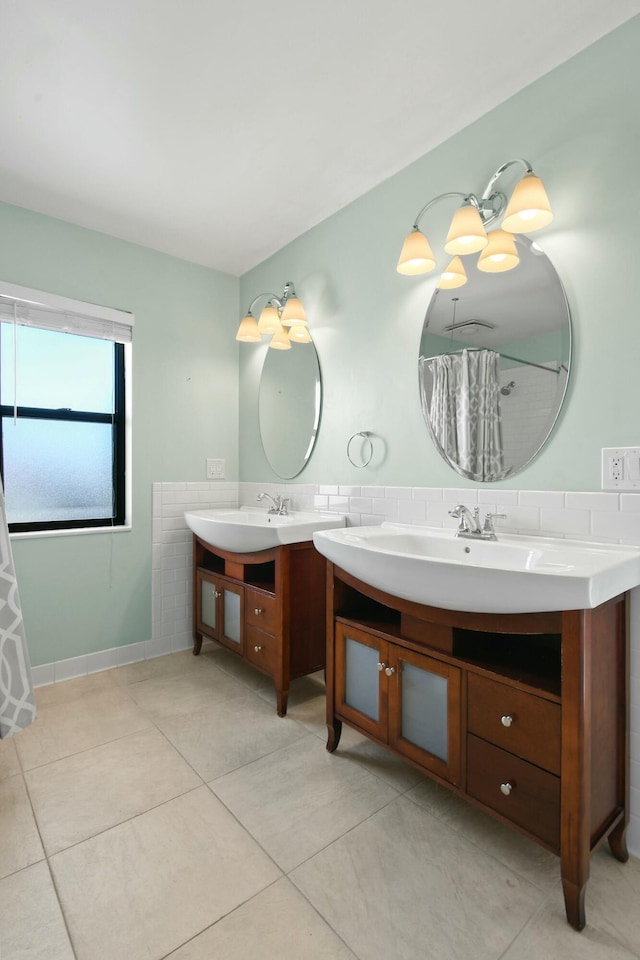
[448, 503, 506, 541]
[257, 492, 289, 516]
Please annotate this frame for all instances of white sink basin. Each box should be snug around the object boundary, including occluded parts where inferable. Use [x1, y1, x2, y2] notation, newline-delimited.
[185, 507, 346, 553]
[312, 523, 640, 614]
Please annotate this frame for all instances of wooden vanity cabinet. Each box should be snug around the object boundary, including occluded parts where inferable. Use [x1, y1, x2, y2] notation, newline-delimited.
[193, 535, 327, 716]
[325, 564, 629, 931]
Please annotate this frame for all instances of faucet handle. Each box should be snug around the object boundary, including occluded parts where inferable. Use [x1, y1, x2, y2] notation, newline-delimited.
[482, 512, 506, 534]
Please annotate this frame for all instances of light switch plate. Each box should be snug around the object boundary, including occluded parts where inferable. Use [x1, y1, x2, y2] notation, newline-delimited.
[601, 447, 640, 491]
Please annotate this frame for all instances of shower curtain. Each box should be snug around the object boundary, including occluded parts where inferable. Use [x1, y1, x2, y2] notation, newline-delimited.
[0, 481, 35, 738]
[420, 348, 504, 482]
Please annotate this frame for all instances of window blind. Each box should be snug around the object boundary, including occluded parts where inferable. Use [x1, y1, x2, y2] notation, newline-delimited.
[0, 282, 134, 343]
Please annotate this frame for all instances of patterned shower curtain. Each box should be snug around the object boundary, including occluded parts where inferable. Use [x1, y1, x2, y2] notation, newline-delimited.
[420, 349, 504, 482]
[0, 481, 36, 738]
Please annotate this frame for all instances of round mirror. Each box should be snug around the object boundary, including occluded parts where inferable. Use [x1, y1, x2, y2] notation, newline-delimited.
[418, 236, 570, 482]
[259, 339, 322, 479]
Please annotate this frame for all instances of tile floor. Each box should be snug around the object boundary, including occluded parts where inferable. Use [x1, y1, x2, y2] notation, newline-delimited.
[2, 644, 640, 960]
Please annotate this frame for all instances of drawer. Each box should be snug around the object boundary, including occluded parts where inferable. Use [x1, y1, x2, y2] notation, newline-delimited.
[467, 673, 561, 774]
[245, 588, 277, 634]
[246, 625, 279, 676]
[467, 735, 560, 849]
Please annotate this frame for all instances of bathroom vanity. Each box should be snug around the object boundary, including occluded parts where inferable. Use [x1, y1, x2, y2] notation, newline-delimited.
[192, 534, 328, 715]
[324, 562, 630, 931]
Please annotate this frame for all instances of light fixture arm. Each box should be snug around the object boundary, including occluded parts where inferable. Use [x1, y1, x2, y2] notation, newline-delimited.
[245, 281, 298, 316]
[412, 191, 471, 230]
[477, 157, 534, 226]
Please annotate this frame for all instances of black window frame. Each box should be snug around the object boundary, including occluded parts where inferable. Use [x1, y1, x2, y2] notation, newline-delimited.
[0, 338, 126, 533]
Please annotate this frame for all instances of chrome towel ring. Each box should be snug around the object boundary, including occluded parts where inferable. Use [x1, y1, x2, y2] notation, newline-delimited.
[347, 431, 374, 468]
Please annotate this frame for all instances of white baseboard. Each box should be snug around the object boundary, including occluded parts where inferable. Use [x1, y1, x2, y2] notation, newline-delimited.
[30, 634, 192, 687]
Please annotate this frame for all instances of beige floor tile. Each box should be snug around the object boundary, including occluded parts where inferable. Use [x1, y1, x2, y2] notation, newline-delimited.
[340, 736, 429, 793]
[26, 728, 202, 855]
[0, 774, 45, 879]
[111, 648, 214, 685]
[201, 645, 274, 692]
[585, 848, 640, 955]
[0, 736, 20, 781]
[255, 672, 328, 729]
[157, 694, 307, 781]
[166, 877, 357, 960]
[0, 862, 74, 959]
[406, 777, 561, 889]
[291, 795, 546, 960]
[126, 664, 248, 719]
[34, 669, 118, 708]
[501, 899, 639, 959]
[15, 687, 153, 770]
[212, 734, 399, 872]
[50, 786, 281, 960]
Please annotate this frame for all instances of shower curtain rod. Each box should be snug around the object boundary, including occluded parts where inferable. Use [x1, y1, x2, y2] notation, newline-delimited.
[420, 347, 565, 375]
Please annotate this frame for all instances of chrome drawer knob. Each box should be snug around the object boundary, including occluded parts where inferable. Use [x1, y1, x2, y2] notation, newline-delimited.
[500, 781, 513, 796]
[254, 608, 263, 615]
[377, 661, 386, 672]
[214, 590, 222, 599]
[501, 715, 513, 727]
[254, 645, 263, 652]
[384, 666, 395, 676]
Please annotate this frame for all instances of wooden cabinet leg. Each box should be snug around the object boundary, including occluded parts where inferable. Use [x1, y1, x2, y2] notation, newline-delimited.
[276, 687, 289, 717]
[326, 718, 342, 753]
[193, 633, 203, 656]
[608, 821, 629, 862]
[562, 877, 586, 931]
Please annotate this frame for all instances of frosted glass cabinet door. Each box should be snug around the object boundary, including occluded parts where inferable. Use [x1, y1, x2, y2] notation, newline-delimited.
[223, 588, 242, 645]
[335, 624, 386, 739]
[201, 580, 218, 631]
[389, 647, 461, 785]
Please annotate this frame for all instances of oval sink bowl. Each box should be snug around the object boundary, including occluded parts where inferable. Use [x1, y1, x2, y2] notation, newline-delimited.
[185, 507, 346, 553]
[313, 522, 640, 614]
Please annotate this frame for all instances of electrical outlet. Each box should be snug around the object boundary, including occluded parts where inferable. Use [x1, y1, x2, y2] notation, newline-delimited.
[602, 447, 640, 491]
[206, 458, 225, 480]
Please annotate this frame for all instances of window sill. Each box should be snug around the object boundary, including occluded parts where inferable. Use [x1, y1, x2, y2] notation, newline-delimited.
[10, 524, 132, 541]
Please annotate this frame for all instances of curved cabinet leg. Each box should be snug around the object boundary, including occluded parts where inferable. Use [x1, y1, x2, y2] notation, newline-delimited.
[562, 878, 586, 931]
[276, 688, 289, 717]
[193, 633, 203, 656]
[326, 718, 342, 753]
[608, 821, 629, 863]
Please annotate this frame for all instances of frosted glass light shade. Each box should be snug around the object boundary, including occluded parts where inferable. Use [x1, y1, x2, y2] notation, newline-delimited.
[269, 328, 291, 349]
[444, 205, 488, 255]
[437, 256, 467, 289]
[235, 313, 261, 341]
[288, 323, 311, 343]
[502, 173, 553, 233]
[396, 229, 436, 275]
[477, 230, 520, 273]
[258, 304, 282, 334]
[280, 296, 307, 326]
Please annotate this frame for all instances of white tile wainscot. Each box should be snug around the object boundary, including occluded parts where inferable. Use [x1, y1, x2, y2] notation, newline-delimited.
[149, 480, 640, 857]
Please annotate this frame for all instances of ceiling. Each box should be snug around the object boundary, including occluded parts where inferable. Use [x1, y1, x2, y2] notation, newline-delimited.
[1, 1, 639, 277]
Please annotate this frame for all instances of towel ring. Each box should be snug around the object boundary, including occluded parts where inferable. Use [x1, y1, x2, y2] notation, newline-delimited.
[347, 431, 373, 468]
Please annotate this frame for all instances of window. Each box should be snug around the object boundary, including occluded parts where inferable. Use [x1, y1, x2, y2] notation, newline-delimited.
[0, 283, 133, 534]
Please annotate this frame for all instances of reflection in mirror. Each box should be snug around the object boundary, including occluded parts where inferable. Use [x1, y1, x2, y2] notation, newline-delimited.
[259, 339, 321, 479]
[418, 236, 570, 482]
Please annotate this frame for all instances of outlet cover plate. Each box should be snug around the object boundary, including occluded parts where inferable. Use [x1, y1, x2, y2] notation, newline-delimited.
[602, 447, 640, 491]
[206, 458, 226, 480]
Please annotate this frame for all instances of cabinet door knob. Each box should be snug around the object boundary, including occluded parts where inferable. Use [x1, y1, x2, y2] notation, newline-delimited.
[254, 608, 263, 615]
[384, 666, 395, 676]
[501, 715, 513, 727]
[377, 661, 386, 672]
[254, 645, 263, 652]
[500, 781, 514, 796]
[214, 590, 222, 599]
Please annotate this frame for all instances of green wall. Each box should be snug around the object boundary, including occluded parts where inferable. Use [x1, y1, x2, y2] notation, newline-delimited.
[239, 17, 640, 491]
[0, 202, 239, 666]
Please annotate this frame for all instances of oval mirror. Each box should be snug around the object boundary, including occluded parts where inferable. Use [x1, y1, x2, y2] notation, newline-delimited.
[259, 339, 322, 479]
[418, 236, 570, 482]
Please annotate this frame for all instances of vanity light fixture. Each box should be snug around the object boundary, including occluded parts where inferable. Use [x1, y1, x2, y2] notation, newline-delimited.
[235, 281, 309, 349]
[397, 158, 552, 286]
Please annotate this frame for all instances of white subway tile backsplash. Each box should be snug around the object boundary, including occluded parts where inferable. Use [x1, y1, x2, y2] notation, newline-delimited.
[397, 499, 427, 523]
[349, 497, 373, 514]
[412, 487, 443, 501]
[540, 507, 590, 537]
[339, 485, 361, 496]
[566, 492, 619, 512]
[621, 495, 640, 513]
[479, 489, 519, 505]
[361, 486, 386, 498]
[385, 486, 413, 500]
[371, 498, 399, 518]
[518, 490, 565, 508]
[444, 487, 478, 503]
